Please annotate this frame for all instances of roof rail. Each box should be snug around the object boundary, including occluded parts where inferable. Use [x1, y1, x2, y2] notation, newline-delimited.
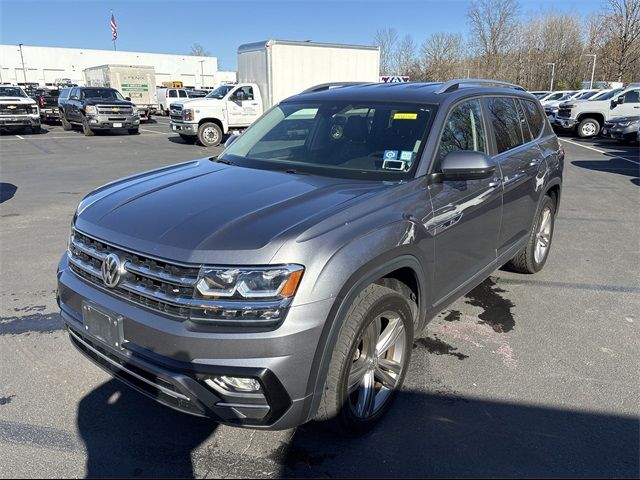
[435, 79, 525, 94]
[300, 82, 366, 94]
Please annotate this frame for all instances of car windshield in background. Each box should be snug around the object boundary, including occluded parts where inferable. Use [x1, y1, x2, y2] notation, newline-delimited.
[0, 86, 27, 97]
[222, 101, 435, 180]
[593, 89, 623, 100]
[81, 89, 123, 100]
[206, 85, 234, 99]
[577, 91, 598, 100]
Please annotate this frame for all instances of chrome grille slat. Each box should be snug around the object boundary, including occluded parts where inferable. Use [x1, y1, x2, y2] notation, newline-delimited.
[124, 261, 197, 287]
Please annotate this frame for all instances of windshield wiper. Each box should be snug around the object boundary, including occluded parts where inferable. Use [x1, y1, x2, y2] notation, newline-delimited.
[213, 157, 234, 166]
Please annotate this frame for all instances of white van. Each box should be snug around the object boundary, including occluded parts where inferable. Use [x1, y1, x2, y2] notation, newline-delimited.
[157, 88, 188, 116]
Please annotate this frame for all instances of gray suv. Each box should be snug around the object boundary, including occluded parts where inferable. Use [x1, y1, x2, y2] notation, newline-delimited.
[57, 80, 563, 432]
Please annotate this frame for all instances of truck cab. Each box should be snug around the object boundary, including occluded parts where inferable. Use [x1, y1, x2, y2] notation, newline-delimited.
[557, 85, 640, 137]
[169, 83, 263, 146]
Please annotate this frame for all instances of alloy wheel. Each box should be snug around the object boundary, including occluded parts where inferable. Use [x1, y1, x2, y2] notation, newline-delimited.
[534, 207, 552, 264]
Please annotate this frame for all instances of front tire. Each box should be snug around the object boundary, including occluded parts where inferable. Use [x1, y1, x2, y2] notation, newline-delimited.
[197, 122, 222, 147]
[82, 116, 95, 136]
[61, 112, 72, 131]
[506, 195, 556, 274]
[577, 118, 600, 138]
[316, 284, 414, 434]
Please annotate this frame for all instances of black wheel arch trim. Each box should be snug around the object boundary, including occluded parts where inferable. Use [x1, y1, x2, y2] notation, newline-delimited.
[303, 252, 427, 423]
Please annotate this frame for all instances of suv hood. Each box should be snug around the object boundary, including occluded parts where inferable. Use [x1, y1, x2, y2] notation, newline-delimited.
[75, 159, 386, 265]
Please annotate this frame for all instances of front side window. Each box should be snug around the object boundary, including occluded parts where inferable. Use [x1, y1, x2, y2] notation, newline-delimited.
[621, 89, 640, 103]
[222, 101, 435, 180]
[437, 99, 487, 162]
[487, 97, 524, 154]
[178, 90, 188, 98]
[168, 89, 177, 98]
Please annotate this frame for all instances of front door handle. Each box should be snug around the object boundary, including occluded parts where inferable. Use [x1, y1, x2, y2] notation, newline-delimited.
[488, 177, 502, 188]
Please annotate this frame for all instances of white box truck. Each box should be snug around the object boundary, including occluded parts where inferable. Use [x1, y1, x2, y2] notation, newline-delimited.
[84, 65, 158, 121]
[169, 40, 380, 146]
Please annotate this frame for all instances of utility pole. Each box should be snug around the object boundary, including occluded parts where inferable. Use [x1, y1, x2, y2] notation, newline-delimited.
[18, 43, 27, 85]
[583, 54, 597, 89]
[199, 60, 205, 88]
[546, 62, 555, 91]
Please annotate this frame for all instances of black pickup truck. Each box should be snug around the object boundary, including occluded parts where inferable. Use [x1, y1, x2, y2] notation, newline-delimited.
[30, 89, 61, 123]
[59, 86, 140, 136]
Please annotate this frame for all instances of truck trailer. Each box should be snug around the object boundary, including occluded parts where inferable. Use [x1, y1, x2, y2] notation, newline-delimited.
[169, 40, 380, 146]
[84, 64, 158, 121]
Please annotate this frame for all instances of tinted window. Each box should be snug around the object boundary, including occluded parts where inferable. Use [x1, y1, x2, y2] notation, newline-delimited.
[515, 100, 532, 143]
[70, 87, 79, 98]
[622, 89, 640, 103]
[178, 90, 188, 98]
[487, 97, 524, 154]
[521, 100, 544, 138]
[168, 90, 177, 98]
[437, 99, 487, 162]
[235, 86, 254, 100]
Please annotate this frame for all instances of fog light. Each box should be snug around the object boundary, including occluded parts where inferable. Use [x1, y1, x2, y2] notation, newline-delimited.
[90, 119, 98, 124]
[209, 376, 262, 393]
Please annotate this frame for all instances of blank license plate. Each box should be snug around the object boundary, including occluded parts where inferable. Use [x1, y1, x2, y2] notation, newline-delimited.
[113, 122, 123, 128]
[82, 303, 122, 348]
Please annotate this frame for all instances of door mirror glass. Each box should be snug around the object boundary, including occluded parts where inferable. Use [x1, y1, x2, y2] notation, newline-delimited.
[125, 96, 131, 101]
[439, 150, 496, 181]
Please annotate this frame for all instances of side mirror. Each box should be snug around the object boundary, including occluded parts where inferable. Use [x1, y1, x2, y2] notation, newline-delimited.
[438, 150, 496, 181]
[611, 97, 623, 109]
[224, 134, 240, 148]
[125, 96, 131, 101]
[70, 95, 78, 100]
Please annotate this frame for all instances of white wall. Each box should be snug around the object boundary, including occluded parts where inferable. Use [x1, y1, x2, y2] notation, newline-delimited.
[0, 44, 225, 88]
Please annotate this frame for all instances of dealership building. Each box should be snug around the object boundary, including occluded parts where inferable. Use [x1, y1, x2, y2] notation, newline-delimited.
[0, 44, 236, 88]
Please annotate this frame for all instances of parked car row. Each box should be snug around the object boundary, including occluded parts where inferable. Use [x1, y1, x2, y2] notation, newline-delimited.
[530, 85, 640, 143]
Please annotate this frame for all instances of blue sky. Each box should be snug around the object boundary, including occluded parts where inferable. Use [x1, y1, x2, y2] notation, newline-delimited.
[1, 0, 605, 70]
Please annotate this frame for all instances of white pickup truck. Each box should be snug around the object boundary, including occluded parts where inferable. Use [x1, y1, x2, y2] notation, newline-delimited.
[169, 84, 261, 146]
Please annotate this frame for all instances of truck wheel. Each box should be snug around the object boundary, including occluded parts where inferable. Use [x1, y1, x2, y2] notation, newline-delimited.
[577, 118, 600, 138]
[81, 116, 95, 136]
[197, 122, 222, 147]
[61, 113, 72, 131]
[506, 195, 556, 274]
[316, 284, 414, 434]
[179, 134, 197, 144]
[128, 128, 139, 135]
[31, 126, 41, 134]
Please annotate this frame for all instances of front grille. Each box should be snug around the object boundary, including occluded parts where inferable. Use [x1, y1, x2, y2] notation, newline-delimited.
[68, 230, 198, 319]
[97, 105, 134, 115]
[557, 108, 572, 118]
[0, 105, 29, 115]
[170, 104, 183, 121]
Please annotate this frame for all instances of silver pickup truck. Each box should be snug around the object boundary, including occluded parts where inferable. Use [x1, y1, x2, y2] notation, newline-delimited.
[0, 85, 41, 133]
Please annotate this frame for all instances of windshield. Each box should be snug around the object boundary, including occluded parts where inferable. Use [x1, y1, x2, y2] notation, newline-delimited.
[205, 85, 234, 99]
[222, 101, 436, 180]
[593, 88, 623, 100]
[81, 88, 124, 100]
[577, 91, 598, 100]
[531, 92, 549, 99]
[0, 86, 27, 98]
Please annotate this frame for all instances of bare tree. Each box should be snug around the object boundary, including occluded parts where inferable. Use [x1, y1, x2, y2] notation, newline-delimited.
[602, 0, 640, 81]
[466, 0, 520, 78]
[373, 28, 398, 75]
[189, 43, 211, 57]
[393, 35, 417, 75]
[419, 32, 464, 81]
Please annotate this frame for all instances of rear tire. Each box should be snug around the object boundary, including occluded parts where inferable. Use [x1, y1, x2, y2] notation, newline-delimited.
[81, 116, 95, 136]
[506, 195, 556, 274]
[197, 122, 222, 147]
[316, 284, 414, 434]
[61, 112, 72, 131]
[577, 118, 600, 138]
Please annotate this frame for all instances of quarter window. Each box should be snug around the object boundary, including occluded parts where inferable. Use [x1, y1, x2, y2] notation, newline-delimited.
[521, 99, 544, 138]
[487, 97, 524, 154]
[437, 99, 487, 162]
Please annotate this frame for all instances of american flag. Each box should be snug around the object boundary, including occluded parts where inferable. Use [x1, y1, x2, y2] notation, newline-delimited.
[110, 13, 117, 41]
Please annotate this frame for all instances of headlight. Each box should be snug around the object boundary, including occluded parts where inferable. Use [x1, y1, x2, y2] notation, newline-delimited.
[564, 104, 577, 109]
[30, 105, 39, 114]
[85, 105, 97, 115]
[619, 120, 639, 127]
[183, 109, 194, 121]
[196, 265, 304, 300]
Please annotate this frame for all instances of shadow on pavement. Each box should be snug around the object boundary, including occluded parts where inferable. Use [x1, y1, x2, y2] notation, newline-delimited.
[75, 380, 639, 478]
[0, 182, 18, 203]
[571, 158, 639, 184]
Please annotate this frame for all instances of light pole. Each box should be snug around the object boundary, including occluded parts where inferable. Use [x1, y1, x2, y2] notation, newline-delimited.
[199, 60, 205, 88]
[583, 54, 596, 89]
[546, 62, 556, 91]
[18, 43, 27, 85]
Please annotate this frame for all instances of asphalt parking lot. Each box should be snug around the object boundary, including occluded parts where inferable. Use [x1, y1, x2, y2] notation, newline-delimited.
[1, 118, 638, 478]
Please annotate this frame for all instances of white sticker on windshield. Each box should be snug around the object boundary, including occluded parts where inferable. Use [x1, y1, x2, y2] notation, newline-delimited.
[400, 150, 413, 161]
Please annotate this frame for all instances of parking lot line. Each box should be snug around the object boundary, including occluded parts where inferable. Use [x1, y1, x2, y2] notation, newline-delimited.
[561, 138, 639, 165]
[15, 134, 24, 140]
[139, 128, 170, 135]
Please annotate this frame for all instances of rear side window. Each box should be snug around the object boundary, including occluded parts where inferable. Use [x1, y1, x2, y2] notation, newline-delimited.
[521, 99, 544, 138]
[178, 90, 188, 98]
[437, 99, 487, 162]
[487, 97, 524, 154]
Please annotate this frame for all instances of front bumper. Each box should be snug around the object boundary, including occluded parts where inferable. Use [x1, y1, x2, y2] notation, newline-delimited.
[57, 254, 331, 429]
[170, 121, 198, 135]
[556, 117, 578, 130]
[41, 108, 60, 120]
[86, 114, 140, 130]
[602, 123, 639, 140]
[0, 114, 40, 128]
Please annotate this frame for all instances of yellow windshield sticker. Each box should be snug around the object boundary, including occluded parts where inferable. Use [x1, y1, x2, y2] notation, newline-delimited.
[394, 112, 418, 120]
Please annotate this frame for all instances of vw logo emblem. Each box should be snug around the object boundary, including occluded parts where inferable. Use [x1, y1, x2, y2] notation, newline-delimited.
[101, 253, 124, 288]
